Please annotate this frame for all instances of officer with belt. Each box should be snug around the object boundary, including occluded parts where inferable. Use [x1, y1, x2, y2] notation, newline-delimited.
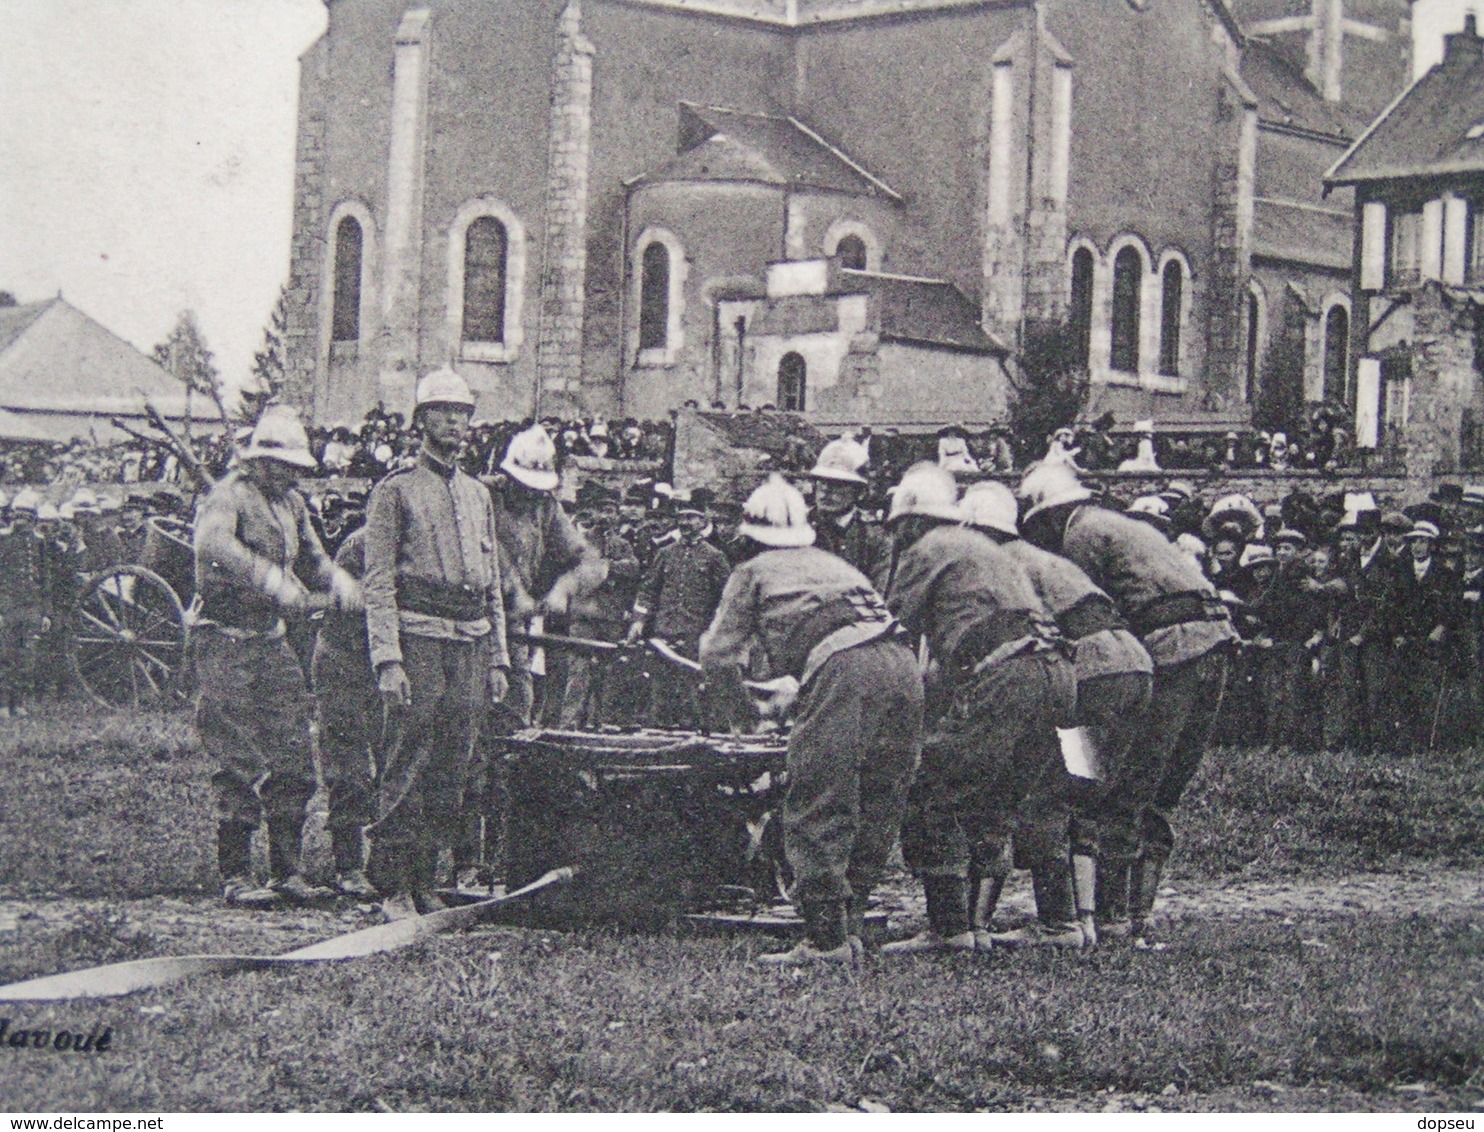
[1018, 463, 1237, 947]
[192, 408, 359, 908]
[699, 475, 922, 966]
[882, 463, 1077, 953]
[362, 367, 510, 921]
[959, 481, 1155, 947]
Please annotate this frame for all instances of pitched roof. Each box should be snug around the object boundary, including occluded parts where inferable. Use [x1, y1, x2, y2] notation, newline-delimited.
[629, 104, 900, 200]
[840, 270, 1008, 355]
[1326, 20, 1484, 186]
[1252, 198, 1353, 270]
[0, 298, 193, 440]
[1241, 39, 1358, 139]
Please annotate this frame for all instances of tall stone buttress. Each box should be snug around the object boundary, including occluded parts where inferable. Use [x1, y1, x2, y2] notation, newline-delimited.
[283, 34, 329, 416]
[1204, 64, 1258, 408]
[533, 2, 596, 416]
[379, 8, 433, 414]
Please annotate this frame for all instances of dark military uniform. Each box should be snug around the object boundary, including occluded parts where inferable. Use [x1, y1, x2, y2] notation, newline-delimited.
[309, 528, 377, 880]
[193, 467, 341, 885]
[701, 545, 921, 940]
[812, 509, 893, 592]
[888, 525, 1077, 939]
[363, 449, 508, 898]
[1052, 503, 1236, 935]
[0, 519, 48, 714]
[631, 535, 731, 728]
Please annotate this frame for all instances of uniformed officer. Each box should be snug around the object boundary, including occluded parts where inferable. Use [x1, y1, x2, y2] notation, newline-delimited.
[309, 524, 379, 898]
[883, 463, 1077, 953]
[0, 489, 48, 718]
[700, 475, 922, 966]
[362, 367, 510, 921]
[1019, 463, 1237, 947]
[627, 490, 731, 728]
[803, 436, 893, 591]
[193, 407, 358, 908]
[959, 481, 1154, 947]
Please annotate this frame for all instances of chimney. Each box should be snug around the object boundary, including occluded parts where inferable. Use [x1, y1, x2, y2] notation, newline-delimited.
[1306, 0, 1344, 102]
[1443, 11, 1484, 65]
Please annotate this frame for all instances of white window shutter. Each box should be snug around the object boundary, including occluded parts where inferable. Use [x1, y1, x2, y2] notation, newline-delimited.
[1444, 196, 1468, 286]
[1355, 357, 1382, 448]
[1360, 202, 1387, 291]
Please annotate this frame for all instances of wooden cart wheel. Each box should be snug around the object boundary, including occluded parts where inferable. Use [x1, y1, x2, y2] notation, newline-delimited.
[70, 565, 188, 709]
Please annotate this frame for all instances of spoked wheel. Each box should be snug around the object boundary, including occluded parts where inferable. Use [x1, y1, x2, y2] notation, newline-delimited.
[71, 565, 188, 709]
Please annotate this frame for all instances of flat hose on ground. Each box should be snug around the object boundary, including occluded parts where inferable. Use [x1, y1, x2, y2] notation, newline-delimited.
[0, 867, 577, 1002]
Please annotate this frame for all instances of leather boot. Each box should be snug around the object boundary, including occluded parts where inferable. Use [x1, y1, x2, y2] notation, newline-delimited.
[330, 827, 378, 898]
[757, 901, 854, 966]
[1131, 848, 1170, 950]
[267, 819, 332, 904]
[1095, 854, 1136, 939]
[882, 876, 976, 954]
[984, 859, 1084, 949]
[845, 895, 866, 961]
[970, 873, 1007, 932]
[216, 821, 254, 882]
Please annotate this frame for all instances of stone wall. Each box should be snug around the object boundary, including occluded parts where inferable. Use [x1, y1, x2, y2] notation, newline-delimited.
[282, 35, 329, 416]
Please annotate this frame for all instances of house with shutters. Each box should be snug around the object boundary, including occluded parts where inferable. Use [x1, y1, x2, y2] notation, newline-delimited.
[1325, 13, 1484, 477]
[281, 0, 1412, 437]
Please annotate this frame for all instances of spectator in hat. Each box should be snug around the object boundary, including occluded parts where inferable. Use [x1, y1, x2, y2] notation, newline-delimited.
[1391, 521, 1456, 752]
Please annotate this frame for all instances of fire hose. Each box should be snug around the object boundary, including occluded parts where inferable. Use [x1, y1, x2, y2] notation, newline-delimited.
[0, 867, 576, 1002]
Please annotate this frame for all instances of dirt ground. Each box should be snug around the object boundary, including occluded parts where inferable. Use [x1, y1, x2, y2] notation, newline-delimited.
[3, 864, 1481, 969]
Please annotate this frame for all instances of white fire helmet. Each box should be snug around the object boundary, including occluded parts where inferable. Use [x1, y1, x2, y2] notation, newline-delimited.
[887, 462, 963, 525]
[959, 480, 1019, 536]
[414, 366, 476, 411]
[1018, 462, 1093, 523]
[738, 474, 816, 548]
[500, 425, 560, 492]
[808, 437, 870, 485]
[239, 405, 318, 469]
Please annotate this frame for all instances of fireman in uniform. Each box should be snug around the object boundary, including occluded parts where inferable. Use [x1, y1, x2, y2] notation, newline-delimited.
[309, 524, 379, 898]
[803, 436, 893, 591]
[362, 368, 510, 920]
[1018, 463, 1236, 946]
[959, 481, 1154, 947]
[883, 463, 1078, 953]
[700, 475, 922, 966]
[0, 489, 48, 717]
[193, 408, 358, 908]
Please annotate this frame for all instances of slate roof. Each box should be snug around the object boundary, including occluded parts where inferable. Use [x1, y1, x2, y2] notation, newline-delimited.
[1252, 199, 1353, 270]
[629, 104, 900, 200]
[839, 270, 1008, 356]
[1327, 20, 1484, 186]
[1242, 39, 1359, 139]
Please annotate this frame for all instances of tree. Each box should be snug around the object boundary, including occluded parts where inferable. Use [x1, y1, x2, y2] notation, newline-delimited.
[152, 310, 226, 423]
[0, 291, 17, 308]
[250, 285, 289, 398]
[1006, 317, 1092, 465]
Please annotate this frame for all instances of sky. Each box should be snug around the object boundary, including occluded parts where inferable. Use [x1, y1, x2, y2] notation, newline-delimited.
[0, 0, 326, 388]
[0, 0, 1474, 392]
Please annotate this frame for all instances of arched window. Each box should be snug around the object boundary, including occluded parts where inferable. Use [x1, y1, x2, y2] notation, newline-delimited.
[1322, 304, 1349, 402]
[1158, 259, 1183, 377]
[331, 216, 363, 342]
[1110, 245, 1143, 373]
[836, 235, 868, 271]
[462, 216, 508, 344]
[778, 352, 807, 412]
[639, 242, 670, 351]
[1069, 247, 1095, 370]
[1244, 287, 1264, 403]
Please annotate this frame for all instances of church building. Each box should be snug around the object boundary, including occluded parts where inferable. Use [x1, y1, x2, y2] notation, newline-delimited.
[280, 0, 1412, 436]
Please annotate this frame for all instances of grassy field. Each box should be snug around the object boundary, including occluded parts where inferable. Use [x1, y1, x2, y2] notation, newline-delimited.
[1, 700, 1482, 1111]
